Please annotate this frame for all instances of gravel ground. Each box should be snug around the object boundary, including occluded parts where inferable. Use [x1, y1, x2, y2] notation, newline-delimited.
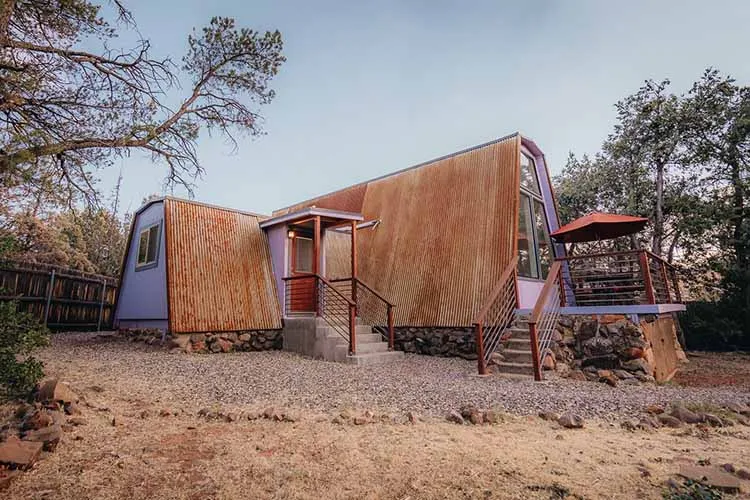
[39, 332, 750, 420]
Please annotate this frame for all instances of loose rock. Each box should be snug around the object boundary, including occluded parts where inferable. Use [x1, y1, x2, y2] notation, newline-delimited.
[657, 414, 683, 428]
[37, 379, 78, 405]
[447, 410, 465, 425]
[0, 436, 44, 469]
[558, 413, 584, 429]
[670, 406, 702, 424]
[23, 424, 62, 452]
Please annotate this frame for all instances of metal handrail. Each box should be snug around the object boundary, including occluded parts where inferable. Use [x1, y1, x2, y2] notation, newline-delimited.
[283, 273, 357, 354]
[528, 261, 563, 381]
[473, 256, 519, 375]
[329, 277, 396, 349]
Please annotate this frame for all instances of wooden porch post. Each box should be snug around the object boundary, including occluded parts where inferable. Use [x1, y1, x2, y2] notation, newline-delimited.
[313, 216, 321, 315]
[350, 220, 358, 301]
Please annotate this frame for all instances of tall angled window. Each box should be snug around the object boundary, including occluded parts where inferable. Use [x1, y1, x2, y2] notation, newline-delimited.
[136, 222, 161, 270]
[517, 153, 553, 279]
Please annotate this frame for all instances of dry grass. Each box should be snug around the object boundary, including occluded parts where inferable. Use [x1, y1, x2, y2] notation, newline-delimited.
[3, 336, 750, 499]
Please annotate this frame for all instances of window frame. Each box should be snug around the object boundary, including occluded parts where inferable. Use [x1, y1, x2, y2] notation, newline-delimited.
[135, 221, 161, 271]
[517, 150, 554, 280]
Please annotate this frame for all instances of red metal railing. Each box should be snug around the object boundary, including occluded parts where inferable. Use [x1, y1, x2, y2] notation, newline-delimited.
[557, 249, 682, 306]
[473, 256, 519, 375]
[528, 261, 563, 381]
[283, 274, 358, 354]
[330, 277, 395, 350]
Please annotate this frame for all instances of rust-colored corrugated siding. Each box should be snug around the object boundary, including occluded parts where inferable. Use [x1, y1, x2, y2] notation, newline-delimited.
[321, 135, 521, 326]
[274, 183, 367, 216]
[165, 199, 282, 333]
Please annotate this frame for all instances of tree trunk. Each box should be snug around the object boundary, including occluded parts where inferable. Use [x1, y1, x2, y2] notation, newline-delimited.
[0, 0, 15, 45]
[651, 161, 665, 255]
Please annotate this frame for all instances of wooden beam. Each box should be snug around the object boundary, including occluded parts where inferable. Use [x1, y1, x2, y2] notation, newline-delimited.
[313, 216, 321, 315]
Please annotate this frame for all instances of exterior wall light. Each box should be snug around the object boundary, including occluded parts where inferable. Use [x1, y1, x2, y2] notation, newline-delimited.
[287, 229, 295, 239]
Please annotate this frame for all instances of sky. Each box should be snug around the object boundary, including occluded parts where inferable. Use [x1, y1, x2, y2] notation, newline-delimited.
[101, 0, 750, 216]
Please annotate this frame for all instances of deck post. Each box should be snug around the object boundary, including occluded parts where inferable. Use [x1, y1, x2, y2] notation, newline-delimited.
[557, 266, 566, 307]
[476, 323, 487, 375]
[639, 251, 656, 304]
[528, 322, 543, 381]
[43, 269, 55, 326]
[659, 261, 672, 303]
[313, 216, 321, 315]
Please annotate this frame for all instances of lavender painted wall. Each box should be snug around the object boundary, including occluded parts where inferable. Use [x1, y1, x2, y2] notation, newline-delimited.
[266, 224, 288, 315]
[114, 201, 168, 329]
[517, 279, 544, 309]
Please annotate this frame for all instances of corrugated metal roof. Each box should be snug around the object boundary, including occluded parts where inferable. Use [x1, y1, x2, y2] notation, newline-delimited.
[165, 199, 282, 333]
[320, 134, 521, 326]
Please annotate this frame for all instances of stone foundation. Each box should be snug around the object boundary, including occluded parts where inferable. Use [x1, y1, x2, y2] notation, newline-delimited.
[118, 328, 282, 353]
[553, 313, 686, 383]
[393, 327, 477, 360]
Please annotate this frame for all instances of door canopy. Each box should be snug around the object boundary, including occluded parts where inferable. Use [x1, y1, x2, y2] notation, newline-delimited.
[550, 212, 648, 243]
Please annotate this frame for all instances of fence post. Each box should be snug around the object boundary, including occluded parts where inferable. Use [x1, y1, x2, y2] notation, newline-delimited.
[97, 279, 107, 331]
[43, 269, 56, 326]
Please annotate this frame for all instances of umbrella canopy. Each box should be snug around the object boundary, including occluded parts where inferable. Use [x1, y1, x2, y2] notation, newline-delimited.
[551, 212, 648, 243]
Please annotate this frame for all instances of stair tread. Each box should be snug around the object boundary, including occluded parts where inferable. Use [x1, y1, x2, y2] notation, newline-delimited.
[503, 349, 533, 355]
[496, 361, 534, 368]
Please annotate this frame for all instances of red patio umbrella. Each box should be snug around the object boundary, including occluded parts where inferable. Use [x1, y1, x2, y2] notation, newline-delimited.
[550, 212, 648, 243]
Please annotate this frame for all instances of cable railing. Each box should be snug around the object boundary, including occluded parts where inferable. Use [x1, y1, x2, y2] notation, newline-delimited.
[557, 249, 682, 306]
[330, 277, 395, 349]
[528, 261, 563, 381]
[472, 256, 519, 375]
[283, 274, 358, 354]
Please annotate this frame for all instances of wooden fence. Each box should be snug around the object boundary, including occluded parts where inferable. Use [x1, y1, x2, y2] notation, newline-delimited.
[0, 260, 119, 331]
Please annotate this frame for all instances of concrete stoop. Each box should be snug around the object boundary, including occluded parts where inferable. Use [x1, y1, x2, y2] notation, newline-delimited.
[283, 315, 404, 365]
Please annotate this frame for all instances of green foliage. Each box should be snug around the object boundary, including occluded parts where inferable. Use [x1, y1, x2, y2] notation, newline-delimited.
[0, 300, 49, 400]
[663, 479, 723, 500]
[555, 68, 749, 349]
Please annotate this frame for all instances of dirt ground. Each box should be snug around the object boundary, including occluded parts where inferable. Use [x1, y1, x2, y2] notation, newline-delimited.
[675, 351, 750, 390]
[3, 344, 750, 499]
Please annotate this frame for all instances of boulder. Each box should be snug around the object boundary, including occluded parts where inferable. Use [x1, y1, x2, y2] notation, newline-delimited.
[468, 410, 484, 425]
[700, 413, 724, 427]
[23, 424, 62, 451]
[460, 405, 478, 420]
[620, 347, 644, 360]
[645, 404, 665, 415]
[578, 320, 598, 341]
[670, 406, 702, 424]
[0, 436, 43, 469]
[637, 416, 661, 430]
[216, 339, 233, 353]
[37, 379, 78, 405]
[621, 358, 652, 374]
[446, 410, 465, 425]
[538, 411, 559, 421]
[567, 370, 587, 381]
[169, 335, 191, 350]
[657, 414, 683, 428]
[68, 417, 87, 426]
[558, 413, 584, 429]
[192, 341, 207, 353]
[238, 333, 252, 342]
[22, 410, 53, 431]
[64, 402, 81, 416]
[542, 353, 556, 371]
[600, 374, 618, 387]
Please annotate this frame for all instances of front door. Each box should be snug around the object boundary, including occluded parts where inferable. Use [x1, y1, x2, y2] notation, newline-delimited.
[289, 235, 315, 312]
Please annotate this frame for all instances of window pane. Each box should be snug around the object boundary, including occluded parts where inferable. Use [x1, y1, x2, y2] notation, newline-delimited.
[147, 225, 159, 263]
[295, 238, 313, 272]
[517, 195, 538, 278]
[137, 231, 149, 264]
[520, 153, 541, 195]
[533, 199, 553, 279]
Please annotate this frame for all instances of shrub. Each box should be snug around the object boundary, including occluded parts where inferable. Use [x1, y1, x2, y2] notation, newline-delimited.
[680, 300, 748, 352]
[0, 300, 50, 400]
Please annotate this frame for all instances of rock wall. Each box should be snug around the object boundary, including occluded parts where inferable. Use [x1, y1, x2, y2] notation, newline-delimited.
[393, 327, 477, 359]
[554, 313, 686, 383]
[119, 328, 283, 353]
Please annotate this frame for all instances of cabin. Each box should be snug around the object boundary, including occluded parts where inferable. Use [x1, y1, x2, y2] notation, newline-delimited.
[114, 132, 686, 380]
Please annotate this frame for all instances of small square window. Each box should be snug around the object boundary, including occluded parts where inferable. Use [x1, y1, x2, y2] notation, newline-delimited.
[136, 223, 160, 270]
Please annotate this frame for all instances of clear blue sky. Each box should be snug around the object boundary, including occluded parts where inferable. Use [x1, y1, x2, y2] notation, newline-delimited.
[104, 0, 750, 216]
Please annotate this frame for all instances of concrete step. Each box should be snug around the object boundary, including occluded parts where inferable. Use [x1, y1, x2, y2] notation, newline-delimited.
[504, 327, 529, 338]
[506, 337, 532, 349]
[335, 341, 389, 355]
[502, 349, 533, 364]
[327, 333, 382, 344]
[318, 324, 373, 338]
[345, 350, 405, 366]
[493, 361, 534, 376]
